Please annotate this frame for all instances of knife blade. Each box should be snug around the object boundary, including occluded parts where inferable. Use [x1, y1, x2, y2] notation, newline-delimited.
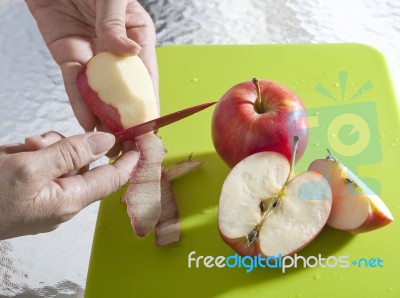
[115, 101, 217, 141]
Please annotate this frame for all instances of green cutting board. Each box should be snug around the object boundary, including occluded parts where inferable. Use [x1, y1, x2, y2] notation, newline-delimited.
[85, 44, 400, 298]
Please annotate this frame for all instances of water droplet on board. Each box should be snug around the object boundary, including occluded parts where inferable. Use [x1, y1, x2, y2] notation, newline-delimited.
[330, 134, 337, 138]
[314, 112, 320, 116]
[314, 143, 321, 147]
[190, 77, 199, 82]
[380, 134, 386, 138]
[334, 82, 340, 87]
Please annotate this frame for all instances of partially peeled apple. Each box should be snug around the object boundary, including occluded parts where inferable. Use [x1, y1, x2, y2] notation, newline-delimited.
[309, 151, 394, 233]
[218, 137, 332, 257]
[76, 52, 158, 132]
[76, 52, 178, 245]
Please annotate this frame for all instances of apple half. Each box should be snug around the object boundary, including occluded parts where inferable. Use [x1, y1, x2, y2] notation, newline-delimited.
[218, 137, 332, 257]
[308, 152, 394, 233]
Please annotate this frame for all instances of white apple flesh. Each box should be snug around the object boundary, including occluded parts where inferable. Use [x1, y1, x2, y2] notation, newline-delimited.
[308, 156, 394, 233]
[218, 138, 332, 257]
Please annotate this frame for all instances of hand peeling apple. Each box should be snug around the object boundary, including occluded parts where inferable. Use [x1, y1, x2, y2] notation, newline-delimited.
[77, 52, 182, 246]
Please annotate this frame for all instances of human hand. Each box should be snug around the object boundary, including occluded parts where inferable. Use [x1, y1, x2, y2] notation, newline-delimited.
[0, 131, 138, 240]
[25, 0, 158, 132]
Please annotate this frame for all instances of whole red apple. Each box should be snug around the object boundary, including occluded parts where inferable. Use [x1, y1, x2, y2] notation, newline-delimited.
[212, 78, 309, 167]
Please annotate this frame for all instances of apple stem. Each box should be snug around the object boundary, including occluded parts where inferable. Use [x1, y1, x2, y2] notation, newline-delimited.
[252, 78, 263, 113]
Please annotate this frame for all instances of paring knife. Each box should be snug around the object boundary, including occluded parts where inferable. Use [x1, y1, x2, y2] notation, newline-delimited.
[115, 101, 217, 141]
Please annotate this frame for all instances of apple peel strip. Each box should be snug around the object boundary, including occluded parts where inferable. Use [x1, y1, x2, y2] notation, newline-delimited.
[124, 133, 166, 237]
[155, 173, 180, 246]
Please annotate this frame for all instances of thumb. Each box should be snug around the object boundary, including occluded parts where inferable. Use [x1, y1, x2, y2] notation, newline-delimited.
[33, 132, 115, 182]
[95, 0, 141, 56]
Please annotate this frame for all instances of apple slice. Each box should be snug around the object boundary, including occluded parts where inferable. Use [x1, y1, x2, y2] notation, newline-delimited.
[124, 133, 166, 237]
[308, 152, 394, 233]
[218, 137, 332, 257]
[76, 52, 158, 133]
[155, 173, 180, 246]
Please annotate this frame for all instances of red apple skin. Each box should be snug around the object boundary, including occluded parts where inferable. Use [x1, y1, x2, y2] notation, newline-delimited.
[349, 205, 393, 233]
[219, 232, 260, 257]
[212, 80, 309, 168]
[76, 65, 124, 133]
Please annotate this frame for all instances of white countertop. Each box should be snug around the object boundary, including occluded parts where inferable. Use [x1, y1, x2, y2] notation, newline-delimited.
[0, 0, 399, 296]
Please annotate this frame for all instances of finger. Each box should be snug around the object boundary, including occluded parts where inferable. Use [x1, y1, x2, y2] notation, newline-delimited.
[0, 143, 26, 155]
[128, 26, 159, 108]
[53, 149, 140, 216]
[31, 132, 115, 182]
[96, 0, 141, 56]
[60, 61, 99, 132]
[95, 121, 122, 158]
[25, 131, 65, 151]
[26, 132, 90, 178]
[49, 35, 98, 132]
[137, 41, 159, 115]
[126, 2, 159, 111]
[1, 131, 65, 155]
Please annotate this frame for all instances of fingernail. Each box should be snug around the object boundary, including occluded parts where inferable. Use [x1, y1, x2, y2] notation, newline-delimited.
[41, 131, 65, 146]
[26, 136, 43, 141]
[87, 133, 115, 155]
